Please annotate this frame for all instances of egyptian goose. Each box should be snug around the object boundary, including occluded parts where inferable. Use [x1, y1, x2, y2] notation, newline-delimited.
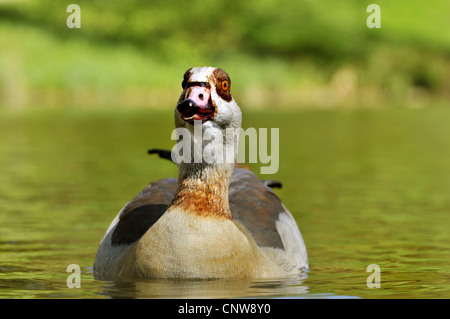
[94, 67, 308, 280]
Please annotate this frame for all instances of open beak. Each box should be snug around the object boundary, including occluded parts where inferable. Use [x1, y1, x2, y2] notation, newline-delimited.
[177, 84, 215, 124]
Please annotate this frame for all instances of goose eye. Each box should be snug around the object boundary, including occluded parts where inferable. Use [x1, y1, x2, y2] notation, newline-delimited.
[221, 80, 229, 91]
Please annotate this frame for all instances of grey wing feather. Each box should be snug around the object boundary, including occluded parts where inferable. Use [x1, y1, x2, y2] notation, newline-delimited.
[229, 169, 308, 269]
[229, 169, 287, 249]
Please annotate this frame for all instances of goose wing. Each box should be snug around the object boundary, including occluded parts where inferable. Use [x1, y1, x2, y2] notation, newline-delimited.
[110, 178, 177, 246]
[228, 169, 308, 268]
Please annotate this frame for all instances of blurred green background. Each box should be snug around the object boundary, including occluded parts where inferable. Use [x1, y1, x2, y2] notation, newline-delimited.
[1, 0, 449, 110]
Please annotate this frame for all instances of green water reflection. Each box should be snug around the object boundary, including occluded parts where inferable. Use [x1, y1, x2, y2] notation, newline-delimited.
[0, 108, 449, 298]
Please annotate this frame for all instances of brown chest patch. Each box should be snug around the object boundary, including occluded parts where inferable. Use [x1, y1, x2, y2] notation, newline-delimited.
[171, 179, 232, 220]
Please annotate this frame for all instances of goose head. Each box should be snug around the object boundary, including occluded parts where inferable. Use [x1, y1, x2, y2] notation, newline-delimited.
[174, 67, 242, 166]
[175, 67, 242, 131]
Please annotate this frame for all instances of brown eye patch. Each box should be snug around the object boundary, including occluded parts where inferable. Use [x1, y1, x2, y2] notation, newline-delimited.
[182, 68, 192, 89]
[212, 68, 232, 102]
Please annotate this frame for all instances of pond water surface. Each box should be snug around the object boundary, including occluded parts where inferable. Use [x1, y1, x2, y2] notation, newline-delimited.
[0, 107, 449, 299]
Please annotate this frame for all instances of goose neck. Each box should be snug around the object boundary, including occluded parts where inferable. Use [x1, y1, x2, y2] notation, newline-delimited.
[171, 162, 234, 219]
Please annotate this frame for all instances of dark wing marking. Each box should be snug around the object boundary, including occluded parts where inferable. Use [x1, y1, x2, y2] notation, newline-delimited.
[261, 180, 283, 188]
[111, 178, 177, 246]
[228, 169, 285, 249]
[148, 149, 175, 163]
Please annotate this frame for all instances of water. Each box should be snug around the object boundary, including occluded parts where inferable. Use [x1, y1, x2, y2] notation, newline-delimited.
[1, 107, 449, 299]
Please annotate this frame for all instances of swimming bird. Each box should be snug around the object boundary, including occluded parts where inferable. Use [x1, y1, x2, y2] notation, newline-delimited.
[94, 67, 308, 280]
